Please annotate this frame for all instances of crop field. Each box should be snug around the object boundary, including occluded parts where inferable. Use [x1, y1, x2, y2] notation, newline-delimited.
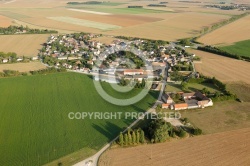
[0, 15, 13, 27]
[220, 39, 250, 57]
[0, 62, 46, 72]
[228, 83, 250, 102]
[99, 127, 250, 166]
[0, 34, 49, 57]
[190, 49, 250, 84]
[48, 16, 121, 30]
[0, 72, 159, 165]
[198, 14, 250, 45]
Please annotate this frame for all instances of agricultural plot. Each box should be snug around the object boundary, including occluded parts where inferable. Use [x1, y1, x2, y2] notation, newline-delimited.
[0, 34, 49, 57]
[0, 62, 46, 72]
[0, 72, 159, 166]
[0, 15, 13, 27]
[198, 14, 250, 45]
[99, 127, 250, 166]
[190, 49, 250, 84]
[220, 40, 250, 58]
[48, 16, 121, 30]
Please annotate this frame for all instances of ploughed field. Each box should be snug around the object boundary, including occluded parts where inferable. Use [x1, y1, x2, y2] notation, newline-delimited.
[99, 128, 250, 166]
[0, 72, 158, 165]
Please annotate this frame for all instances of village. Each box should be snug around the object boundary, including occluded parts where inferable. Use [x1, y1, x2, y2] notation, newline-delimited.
[39, 33, 214, 111]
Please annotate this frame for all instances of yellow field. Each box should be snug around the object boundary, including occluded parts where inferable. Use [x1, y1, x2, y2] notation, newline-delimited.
[190, 49, 250, 84]
[99, 128, 250, 166]
[0, 62, 46, 72]
[0, 34, 49, 56]
[0, 15, 13, 27]
[198, 14, 250, 45]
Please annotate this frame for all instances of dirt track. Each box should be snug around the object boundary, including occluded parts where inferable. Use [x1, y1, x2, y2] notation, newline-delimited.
[99, 128, 250, 166]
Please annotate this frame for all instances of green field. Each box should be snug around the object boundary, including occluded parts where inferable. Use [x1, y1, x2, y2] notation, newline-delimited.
[186, 83, 220, 93]
[166, 82, 220, 93]
[220, 40, 250, 57]
[0, 72, 158, 165]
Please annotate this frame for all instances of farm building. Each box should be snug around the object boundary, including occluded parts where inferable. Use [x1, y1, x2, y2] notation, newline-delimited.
[162, 93, 174, 104]
[123, 69, 144, 76]
[174, 103, 188, 110]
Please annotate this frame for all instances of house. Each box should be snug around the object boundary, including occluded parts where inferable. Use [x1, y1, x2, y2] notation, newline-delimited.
[32, 56, 39, 60]
[123, 69, 144, 76]
[174, 103, 188, 110]
[58, 56, 68, 60]
[182, 92, 195, 100]
[2, 59, 8, 63]
[87, 60, 94, 65]
[162, 93, 173, 104]
[162, 103, 170, 109]
[16, 57, 23, 62]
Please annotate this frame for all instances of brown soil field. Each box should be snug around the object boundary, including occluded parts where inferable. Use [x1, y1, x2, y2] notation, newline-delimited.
[190, 49, 250, 84]
[0, 15, 13, 27]
[0, 62, 46, 72]
[75, 14, 162, 27]
[104, 12, 229, 41]
[99, 127, 250, 166]
[0, 34, 49, 57]
[198, 14, 250, 45]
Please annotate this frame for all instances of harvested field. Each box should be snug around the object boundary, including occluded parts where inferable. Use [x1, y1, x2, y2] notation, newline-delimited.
[91, 36, 117, 45]
[0, 15, 13, 27]
[0, 62, 46, 72]
[104, 12, 229, 41]
[99, 127, 250, 166]
[198, 14, 250, 45]
[0, 34, 49, 57]
[190, 49, 250, 84]
[47, 16, 121, 30]
[67, 8, 111, 15]
[75, 14, 162, 27]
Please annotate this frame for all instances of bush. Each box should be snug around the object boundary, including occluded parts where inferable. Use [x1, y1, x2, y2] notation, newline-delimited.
[191, 128, 202, 135]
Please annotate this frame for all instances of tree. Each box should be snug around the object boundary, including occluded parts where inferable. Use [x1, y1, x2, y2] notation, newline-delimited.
[148, 119, 171, 143]
[136, 130, 140, 144]
[139, 129, 145, 143]
[124, 134, 128, 146]
[118, 132, 124, 146]
[128, 129, 132, 145]
[132, 131, 136, 144]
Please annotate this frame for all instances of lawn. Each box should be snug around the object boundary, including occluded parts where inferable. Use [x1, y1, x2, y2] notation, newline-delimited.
[166, 82, 220, 93]
[0, 72, 158, 166]
[220, 40, 250, 58]
[165, 83, 182, 92]
[186, 83, 220, 93]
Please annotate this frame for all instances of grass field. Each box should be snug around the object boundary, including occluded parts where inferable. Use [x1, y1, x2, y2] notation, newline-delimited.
[0, 72, 159, 165]
[166, 82, 220, 93]
[0, 34, 49, 57]
[198, 14, 250, 45]
[228, 82, 250, 102]
[190, 49, 250, 84]
[0, 62, 46, 72]
[48, 16, 121, 30]
[220, 40, 250, 57]
[180, 100, 250, 134]
[99, 127, 250, 166]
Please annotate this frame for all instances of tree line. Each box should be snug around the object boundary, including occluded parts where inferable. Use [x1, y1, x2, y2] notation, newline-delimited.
[0, 25, 57, 35]
[197, 45, 250, 61]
